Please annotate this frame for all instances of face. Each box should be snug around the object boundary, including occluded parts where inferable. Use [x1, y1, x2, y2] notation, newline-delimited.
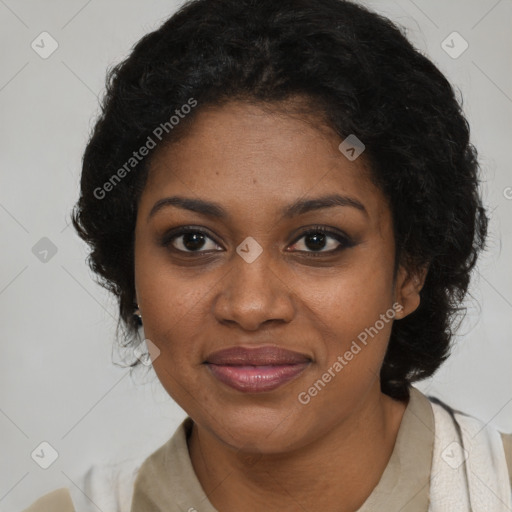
[134, 100, 418, 454]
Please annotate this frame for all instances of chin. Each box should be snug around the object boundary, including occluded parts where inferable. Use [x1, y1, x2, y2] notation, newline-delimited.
[200, 403, 313, 454]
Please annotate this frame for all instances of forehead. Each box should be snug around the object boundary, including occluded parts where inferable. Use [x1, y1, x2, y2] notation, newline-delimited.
[141, 101, 388, 222]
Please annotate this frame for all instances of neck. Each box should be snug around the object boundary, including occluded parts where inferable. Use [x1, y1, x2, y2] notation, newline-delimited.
[188, 384, 408, 512]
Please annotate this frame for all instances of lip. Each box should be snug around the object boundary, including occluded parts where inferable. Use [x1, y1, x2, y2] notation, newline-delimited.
[205, 345, 311, 365]
[204, 345, 311, 393]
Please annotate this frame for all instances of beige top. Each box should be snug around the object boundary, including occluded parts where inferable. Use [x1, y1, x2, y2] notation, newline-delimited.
[23, 386, 512, 512]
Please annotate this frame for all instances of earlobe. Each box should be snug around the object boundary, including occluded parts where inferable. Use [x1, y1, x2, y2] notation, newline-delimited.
[393, 302, 405, 320]
[394, 264, 428, 319]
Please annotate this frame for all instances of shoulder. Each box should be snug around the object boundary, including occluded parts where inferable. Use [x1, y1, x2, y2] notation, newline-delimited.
[425, 391, 512, 489]
[22, 419, 192, 512]
[130, 417, 201, 509]
[501, 431, 512, 487]
[21, 489, 75, 512]
[416, 390, 512, 510]
[21, 456, 144, 512]
[77, 456, 143, 510]
[131, 417, 192, 492]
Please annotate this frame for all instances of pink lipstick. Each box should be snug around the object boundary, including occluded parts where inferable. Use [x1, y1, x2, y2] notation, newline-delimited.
[204, 345, 311, 392]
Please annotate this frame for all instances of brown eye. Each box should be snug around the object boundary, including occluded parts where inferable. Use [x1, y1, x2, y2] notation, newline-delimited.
[179, 232, 207, 251]
[161, 228, 222, 253]
[288, 227, 354, 255]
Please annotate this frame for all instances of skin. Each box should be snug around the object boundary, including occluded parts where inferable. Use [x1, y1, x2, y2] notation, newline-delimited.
[133, 100, 425, 512]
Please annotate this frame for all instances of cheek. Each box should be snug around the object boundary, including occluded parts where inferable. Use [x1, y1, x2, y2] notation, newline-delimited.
[134, 243, 213, 363]
[139, 281, 209, 360]
[304, 253, 396, 370]
[139, 271, 213, 405]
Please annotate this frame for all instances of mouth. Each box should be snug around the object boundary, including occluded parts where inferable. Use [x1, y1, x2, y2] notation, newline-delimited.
[203, 345, 312, 393]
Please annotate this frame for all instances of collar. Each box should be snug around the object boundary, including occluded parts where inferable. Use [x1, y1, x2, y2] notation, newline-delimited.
[130, 386, 435, 512]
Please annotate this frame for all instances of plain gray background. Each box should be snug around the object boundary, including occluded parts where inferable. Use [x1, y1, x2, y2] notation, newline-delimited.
[1, 0, 511, 509]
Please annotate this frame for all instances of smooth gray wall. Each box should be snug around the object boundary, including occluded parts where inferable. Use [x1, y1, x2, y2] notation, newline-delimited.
[1, 0, 511, 509]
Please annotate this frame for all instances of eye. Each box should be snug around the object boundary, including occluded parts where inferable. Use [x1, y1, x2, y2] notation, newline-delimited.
[161, 227, 222, 253]
[288, 226, 353, 255]
[160, 225, 354, 256]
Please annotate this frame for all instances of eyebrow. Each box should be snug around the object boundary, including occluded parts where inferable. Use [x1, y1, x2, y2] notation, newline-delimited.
[147, 193, 367, 222]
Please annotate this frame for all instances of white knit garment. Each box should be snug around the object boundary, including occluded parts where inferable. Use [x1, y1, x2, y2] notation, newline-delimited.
[429, 400, 512, 512]
[68, 456, 141, 512]
[67, 400, 512, 512]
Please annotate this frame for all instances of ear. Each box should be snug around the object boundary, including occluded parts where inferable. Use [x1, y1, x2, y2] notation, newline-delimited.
[393, 263, 429, 320]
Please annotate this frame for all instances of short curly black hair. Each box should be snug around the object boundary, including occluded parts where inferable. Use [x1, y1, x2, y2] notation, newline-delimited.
[72, 0, 488, 400]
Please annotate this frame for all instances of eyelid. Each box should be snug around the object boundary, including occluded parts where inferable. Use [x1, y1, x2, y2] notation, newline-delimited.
[160, 224, 354, 255]
[289, 225, 353, 246]
[160, 225, 224, 252]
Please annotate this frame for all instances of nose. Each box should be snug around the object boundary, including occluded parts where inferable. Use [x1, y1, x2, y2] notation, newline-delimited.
[212, 250, 295, 331]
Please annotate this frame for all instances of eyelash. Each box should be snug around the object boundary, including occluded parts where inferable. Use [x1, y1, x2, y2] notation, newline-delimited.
[160, 225, 354, 257]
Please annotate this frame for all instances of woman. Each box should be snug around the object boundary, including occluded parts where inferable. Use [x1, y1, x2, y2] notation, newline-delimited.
[23, 0, 512, 510]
